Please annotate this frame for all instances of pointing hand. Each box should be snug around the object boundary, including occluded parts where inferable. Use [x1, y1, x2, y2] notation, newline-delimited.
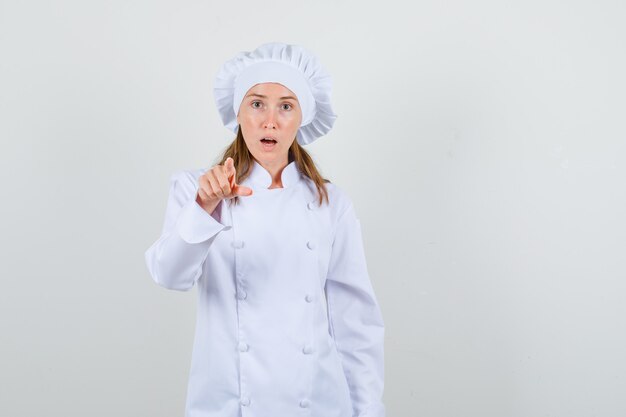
[196, 157, 253, 214]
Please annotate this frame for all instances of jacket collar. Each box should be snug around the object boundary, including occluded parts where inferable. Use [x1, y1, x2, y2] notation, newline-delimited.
[246, 159, 301, 189]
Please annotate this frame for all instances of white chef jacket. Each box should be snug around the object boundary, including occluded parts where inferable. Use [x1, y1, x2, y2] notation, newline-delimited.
[144, 159, 386, 417]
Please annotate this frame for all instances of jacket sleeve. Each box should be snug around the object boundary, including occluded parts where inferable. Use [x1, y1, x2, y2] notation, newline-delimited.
[324, 201, 386, 417]
[144, 170, 230, 291]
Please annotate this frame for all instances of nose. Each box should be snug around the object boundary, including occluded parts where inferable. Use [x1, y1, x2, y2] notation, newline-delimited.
[263, 108, 276, 129]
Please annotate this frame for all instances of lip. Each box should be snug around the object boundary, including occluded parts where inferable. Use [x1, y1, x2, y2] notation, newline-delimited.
[260, 140, 277, 151]
[260, 135, 278, 142]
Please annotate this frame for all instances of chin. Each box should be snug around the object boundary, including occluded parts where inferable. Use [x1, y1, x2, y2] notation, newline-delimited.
[254, 150, 288, 163]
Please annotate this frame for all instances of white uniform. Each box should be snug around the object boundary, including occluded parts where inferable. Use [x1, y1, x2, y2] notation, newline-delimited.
[145, 159, 386, 417]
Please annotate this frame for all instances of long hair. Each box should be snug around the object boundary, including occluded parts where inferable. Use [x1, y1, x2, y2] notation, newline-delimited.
[214, 126, 330, 207]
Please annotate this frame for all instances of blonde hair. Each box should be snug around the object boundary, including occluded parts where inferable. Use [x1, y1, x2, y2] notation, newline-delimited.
[215, 127, 330, 207]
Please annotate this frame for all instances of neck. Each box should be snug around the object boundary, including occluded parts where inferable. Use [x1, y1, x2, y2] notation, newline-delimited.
[259, 159, 289, 189]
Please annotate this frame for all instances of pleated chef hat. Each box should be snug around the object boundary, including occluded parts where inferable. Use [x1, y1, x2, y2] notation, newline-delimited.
[213, 42, 338, 146]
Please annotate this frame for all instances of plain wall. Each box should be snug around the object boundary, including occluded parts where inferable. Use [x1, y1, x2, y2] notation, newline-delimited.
[1, 0, 625, 416]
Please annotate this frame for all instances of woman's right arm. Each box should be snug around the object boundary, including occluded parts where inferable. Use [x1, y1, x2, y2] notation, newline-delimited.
[144, 170, 231, 291]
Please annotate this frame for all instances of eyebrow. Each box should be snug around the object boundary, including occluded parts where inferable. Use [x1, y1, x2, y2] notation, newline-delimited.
[245, 93, 298, 101]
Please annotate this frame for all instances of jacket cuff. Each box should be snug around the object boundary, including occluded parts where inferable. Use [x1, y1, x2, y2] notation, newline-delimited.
[175, 196, 230, 243]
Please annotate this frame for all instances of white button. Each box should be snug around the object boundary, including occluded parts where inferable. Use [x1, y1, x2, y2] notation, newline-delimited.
[306, 241, 316, 250]
[240, 397, 250, 406]
[231, 240, 245, 249]
[238, 342, 249, 352]
[302, 345, 314, 354]
[300, 399, 311, 408]
[305, 294, 313, 303]
[307, 201, 316, 210]
[237, 290, 247, 300]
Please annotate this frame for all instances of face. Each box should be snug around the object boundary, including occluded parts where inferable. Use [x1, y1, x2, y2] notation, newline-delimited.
[236, 82, 302, 166]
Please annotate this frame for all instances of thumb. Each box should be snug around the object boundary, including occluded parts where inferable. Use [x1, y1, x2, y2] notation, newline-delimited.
[224, 157, 236, 183]
[223, 157, 252, 197]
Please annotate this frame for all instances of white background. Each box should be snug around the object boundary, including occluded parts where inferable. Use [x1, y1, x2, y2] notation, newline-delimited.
[1, 0, 625, 416]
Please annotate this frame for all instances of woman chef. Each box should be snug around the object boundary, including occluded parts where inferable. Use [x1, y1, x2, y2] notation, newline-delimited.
[145, 42, 386, 417]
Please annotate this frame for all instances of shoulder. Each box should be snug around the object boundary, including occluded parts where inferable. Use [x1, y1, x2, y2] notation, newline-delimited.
[303, 177, 357, 222]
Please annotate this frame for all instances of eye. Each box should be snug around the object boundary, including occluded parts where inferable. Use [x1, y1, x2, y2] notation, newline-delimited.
[251, 101, 262, 109]
[282, 103, 293, 110]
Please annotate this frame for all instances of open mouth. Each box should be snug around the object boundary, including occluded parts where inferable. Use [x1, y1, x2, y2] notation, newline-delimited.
[260, 137, 277, 150]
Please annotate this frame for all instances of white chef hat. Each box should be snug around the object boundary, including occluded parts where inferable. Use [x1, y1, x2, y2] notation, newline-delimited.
[213, 42, 338, 146]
